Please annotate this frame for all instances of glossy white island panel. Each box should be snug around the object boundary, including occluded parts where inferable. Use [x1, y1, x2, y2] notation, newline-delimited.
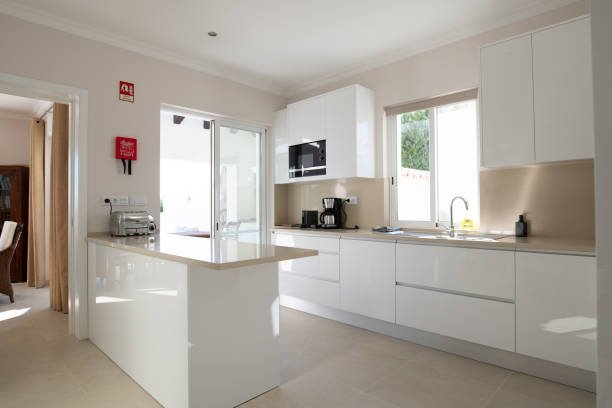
[88, 235, 316, 408]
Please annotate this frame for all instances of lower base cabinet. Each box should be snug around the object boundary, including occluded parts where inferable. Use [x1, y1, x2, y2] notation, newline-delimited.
[516, 252, 597, 371]
[279, 273, 340, 309]
[396, 285, 516, 352]
[340, 239, 395, 322]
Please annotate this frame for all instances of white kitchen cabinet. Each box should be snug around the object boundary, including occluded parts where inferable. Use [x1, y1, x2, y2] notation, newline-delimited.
[533, 17, 594, 162]
[480, 17, 594, 167]
[481, 34, 535, 167]
[276, 84, 375, 183]
[516, 252, 597, 371]
[396, 285, 515, 351]
[395, 243, 515, 300]
[286, 95, 325, 144]
[280, 273, 340, 309]
[340, 238, 395, 322]
[274, 109, 290, 184]
[273, 232, 341, 306]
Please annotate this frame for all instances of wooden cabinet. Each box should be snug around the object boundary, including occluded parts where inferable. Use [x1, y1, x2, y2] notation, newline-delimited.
[277, 84, 375, 183]
[396, 285, 515, 351]
[0, 166, 29, 282]
[340, 238, 395, 322]
[533, 17, 594, 162]
[516, 252, 597, 371]
[480, 17, 594, 167]
[481, 34, 535, 167]
[396, 243, 515, 300]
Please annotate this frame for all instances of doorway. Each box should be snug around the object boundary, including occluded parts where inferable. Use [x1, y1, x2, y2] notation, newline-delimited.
[160, 107, 267, 244]
[0, 72, 88, 339]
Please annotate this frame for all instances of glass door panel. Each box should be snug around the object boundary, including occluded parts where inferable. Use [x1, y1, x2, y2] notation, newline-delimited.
[214, 121, 265, 243]
[160, 111, 212, 236]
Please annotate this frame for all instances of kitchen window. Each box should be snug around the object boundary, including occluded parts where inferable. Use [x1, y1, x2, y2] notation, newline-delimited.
[386, 90, 480, 228]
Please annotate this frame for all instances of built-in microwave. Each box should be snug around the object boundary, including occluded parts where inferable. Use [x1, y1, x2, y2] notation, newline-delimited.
[288, 140, 326, 179]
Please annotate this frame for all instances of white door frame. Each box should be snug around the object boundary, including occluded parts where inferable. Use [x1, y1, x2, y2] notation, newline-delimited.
[0, 72, 89, 340]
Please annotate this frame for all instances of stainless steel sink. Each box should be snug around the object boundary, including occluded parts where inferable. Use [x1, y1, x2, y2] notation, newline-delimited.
[385, 230, 509, 242]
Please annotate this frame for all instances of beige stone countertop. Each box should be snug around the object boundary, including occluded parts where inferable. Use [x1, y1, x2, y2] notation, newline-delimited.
[271, 226, 595, 256]
[87, 233, 318, 270]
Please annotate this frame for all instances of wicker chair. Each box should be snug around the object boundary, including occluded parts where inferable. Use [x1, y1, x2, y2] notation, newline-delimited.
[0, 223, 24, 303]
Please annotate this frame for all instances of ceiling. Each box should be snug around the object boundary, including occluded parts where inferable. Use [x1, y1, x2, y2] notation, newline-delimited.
[0, 0, 577, 95]
[0, 93, 52, 118]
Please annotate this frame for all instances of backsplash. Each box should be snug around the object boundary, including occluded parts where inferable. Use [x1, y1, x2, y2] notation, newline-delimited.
[480, 160, 595, 240]
[275, 160, 595, 241]
[275, 178, 387, 229]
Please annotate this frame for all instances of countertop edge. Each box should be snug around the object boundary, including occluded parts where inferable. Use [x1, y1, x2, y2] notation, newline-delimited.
[87, 235, 319, 270]
[271, 228, 596, 257]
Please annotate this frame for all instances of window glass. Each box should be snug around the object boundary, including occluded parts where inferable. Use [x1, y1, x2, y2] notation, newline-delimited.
[393, 99, 479, 227]
[436, 100, 479, 224]
[396, 109, 431, 221]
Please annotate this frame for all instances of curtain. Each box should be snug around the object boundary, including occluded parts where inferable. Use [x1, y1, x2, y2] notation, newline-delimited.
[49, 103, 69, 313]
[27, 119, 46, 288]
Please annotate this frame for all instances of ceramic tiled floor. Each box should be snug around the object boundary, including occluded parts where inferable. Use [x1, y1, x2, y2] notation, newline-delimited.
[0, 285, 595, 407]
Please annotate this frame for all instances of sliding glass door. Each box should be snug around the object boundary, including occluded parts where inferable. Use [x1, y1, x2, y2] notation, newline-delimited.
[213, 120, 266, 243]
[160, 110, 266, 243]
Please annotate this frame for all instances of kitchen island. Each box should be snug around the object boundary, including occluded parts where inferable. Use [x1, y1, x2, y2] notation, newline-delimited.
[87, 233, 317, 408]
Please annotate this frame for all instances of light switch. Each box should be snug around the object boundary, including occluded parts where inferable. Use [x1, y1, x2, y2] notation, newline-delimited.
[130, 196, 147, 206]
[102, 195, 129, 206]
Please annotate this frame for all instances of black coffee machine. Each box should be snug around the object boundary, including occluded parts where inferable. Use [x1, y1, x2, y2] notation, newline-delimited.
[319, 197, 345, 229]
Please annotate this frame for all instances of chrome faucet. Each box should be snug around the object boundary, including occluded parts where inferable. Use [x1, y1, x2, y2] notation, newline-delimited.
[449, 196, 469, 237]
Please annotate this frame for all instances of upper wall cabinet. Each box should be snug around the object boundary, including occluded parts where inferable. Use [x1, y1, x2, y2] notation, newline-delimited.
[480, 17, 593, 168]
[274, 84, 375, 184]
[533, 17, 594, 162]
[481, 34, 535, 167]
[273, 109, 290, 184]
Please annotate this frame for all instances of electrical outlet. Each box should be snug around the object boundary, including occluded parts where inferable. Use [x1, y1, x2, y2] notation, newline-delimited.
[130, 196, 147, 206]
[102, 195, 129, 206]
[345, 196, 358, 205]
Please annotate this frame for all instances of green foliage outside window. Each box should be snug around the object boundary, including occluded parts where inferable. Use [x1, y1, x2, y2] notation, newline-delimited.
[400, 110, 429, 171]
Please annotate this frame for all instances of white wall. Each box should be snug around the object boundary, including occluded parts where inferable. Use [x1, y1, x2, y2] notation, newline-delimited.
[0, 13, 286, 232]
[592, 0, 612, 405]
[0, 115, 29, 165]
[287, 1, 589, 179]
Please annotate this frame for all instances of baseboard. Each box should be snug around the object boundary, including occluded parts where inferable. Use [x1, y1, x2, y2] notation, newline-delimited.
[280, 295, 596, 392]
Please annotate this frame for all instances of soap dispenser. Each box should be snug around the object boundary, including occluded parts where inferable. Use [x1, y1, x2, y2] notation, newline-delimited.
[515, 214, 528, 237]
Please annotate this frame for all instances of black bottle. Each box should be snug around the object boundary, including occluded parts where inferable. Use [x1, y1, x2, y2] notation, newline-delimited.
[515, 214, 528, 237]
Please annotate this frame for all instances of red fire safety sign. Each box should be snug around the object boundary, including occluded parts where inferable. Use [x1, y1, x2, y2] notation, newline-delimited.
[119, 81, 134, 103]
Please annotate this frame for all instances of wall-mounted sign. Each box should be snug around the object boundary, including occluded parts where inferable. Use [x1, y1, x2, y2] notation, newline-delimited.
[116, 136, 137, 174]
[119, 81, 134, 103]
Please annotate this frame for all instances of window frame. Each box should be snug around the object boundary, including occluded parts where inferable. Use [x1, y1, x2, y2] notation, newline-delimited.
[388, 97, 480, 229]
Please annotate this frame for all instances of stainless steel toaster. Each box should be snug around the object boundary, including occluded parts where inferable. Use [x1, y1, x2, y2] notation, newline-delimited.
[110, 210, 156, 237]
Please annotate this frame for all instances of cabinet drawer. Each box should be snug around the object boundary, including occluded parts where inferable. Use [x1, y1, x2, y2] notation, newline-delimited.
[396, 285, 515, 351]
[278, 253, 339, 281]
[273, 233, 340, 254]
[396, 243, 515, 300]
[516, 252, 597, 371]
[280, 273, 340, 309]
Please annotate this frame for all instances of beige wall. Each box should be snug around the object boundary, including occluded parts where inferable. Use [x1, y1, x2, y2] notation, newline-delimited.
[480, 161, 595, 240]
[0, 13, 285, 232]
[276, 178, 386, 229]
[0, 115, 30, 165]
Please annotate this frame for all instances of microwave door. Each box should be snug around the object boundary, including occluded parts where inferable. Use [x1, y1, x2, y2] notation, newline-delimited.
[289, 140, 326, 178]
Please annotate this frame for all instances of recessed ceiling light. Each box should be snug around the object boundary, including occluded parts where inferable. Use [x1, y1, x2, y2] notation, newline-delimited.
[208, 31, 218, 37]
